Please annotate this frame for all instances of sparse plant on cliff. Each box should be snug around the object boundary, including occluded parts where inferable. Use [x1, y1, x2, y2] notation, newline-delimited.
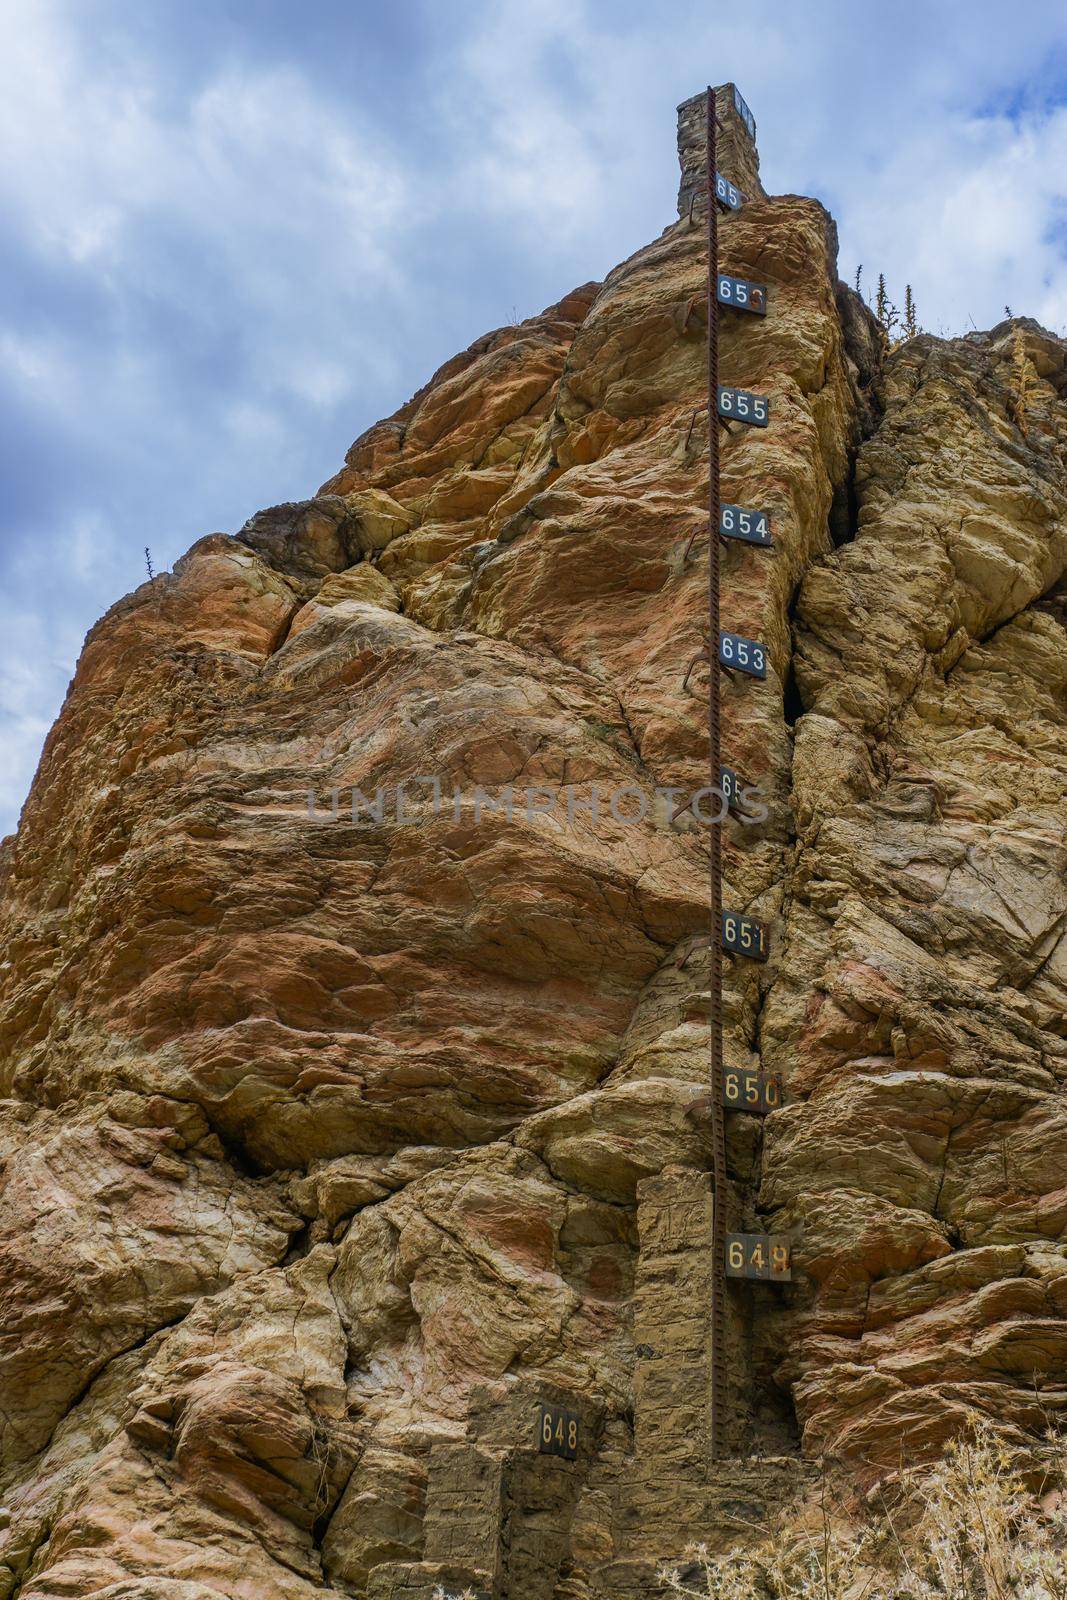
[875, 273, 901, 342]
[893, 1424, 1067, 1599]
[145, 546, 155, 582]
[658, 1425, 1067, 1599]
[855, 264, 863, 295]
[904, 285, 919, 340]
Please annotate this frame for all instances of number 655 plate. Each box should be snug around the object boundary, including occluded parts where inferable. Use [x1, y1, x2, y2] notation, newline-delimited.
[717, 385, 769, 427]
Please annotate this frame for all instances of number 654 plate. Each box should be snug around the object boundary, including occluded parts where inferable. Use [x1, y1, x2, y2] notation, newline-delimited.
[720, 504, 772, 546]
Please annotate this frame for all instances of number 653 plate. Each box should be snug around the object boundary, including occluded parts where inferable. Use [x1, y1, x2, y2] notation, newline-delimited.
[714, 172, 741, 210]
[718, 631, 767, 679]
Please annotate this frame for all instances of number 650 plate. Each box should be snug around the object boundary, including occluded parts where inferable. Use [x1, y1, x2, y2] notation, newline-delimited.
[717, 274, 766, 315]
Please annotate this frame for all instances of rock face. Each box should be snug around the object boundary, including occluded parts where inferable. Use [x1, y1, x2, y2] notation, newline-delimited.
[1, 81, 1065, 1600]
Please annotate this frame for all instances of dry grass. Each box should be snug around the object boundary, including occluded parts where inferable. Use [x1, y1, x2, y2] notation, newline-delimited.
[659, 1424, 1067, 1600]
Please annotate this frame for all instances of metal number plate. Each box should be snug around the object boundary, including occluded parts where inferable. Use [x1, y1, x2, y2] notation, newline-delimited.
[719, 765, 745, 810]
[717, 274, 767, 315]
[717, 385, 769, 427]
[537, 1403, 579, 1461]
[719, 632, 767, 678]
[726, 1233, 791, 1281]
[721, 909, 769, 961]
[732, 86, 756, 143]
[723, 1066, 781, 1114]
[714, 171, 741, 211]
[720, 504, 772, 546]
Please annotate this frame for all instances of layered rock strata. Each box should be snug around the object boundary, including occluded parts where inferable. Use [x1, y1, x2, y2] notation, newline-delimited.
[0, 81, 1064, 1600]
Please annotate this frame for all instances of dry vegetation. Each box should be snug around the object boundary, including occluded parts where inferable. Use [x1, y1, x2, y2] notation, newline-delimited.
[660, 1426, 1067, 1600]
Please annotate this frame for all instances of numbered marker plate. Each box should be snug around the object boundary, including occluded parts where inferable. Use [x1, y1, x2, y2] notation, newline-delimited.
[714, 171, 742, 211]
[537, 1402, 580, 1461]
[717, 385, 769, 427]
[726, 1233, 791, 1281]
[719, 631, 767, 679]
[723, 1066, 782, 1115]
[719, 765, 745, 811]
[720, 504, 772, 547]
[732, 86, 757, 143]
[721, 909, 769, 962]
[717, 274, 767, 315]
[720, 766, 761, 816]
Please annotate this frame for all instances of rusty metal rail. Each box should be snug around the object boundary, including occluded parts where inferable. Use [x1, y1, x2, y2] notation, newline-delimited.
[704, 85, 728, 1465]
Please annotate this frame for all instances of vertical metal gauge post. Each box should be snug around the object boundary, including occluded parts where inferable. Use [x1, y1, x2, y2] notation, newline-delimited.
[705, 85, 728, 1464]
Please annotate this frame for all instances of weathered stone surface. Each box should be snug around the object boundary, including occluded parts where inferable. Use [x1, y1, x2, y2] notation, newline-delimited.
[1, 80, 1064, 1599]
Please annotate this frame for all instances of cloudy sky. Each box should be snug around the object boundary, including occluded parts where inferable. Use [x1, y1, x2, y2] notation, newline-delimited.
[2, 0, 1066, 837]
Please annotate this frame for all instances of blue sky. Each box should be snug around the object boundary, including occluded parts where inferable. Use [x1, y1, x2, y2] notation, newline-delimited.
[2, 0, 1066, 836]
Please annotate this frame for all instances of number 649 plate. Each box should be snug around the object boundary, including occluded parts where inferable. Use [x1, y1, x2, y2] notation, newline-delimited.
[726, 1233, 791, 1281]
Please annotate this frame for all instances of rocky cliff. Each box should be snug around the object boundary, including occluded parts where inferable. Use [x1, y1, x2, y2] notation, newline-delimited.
[0, 83, 1064, 1600]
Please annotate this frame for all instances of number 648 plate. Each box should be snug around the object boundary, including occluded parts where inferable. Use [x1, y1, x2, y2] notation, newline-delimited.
[537, 1403, 580, 1460]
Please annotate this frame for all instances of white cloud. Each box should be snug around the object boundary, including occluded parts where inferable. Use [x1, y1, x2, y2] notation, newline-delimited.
[0, 0, 1065, 839]
[434, 0, 1067, 334]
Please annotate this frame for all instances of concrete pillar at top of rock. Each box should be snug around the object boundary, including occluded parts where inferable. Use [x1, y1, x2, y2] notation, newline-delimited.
[677, 81, 765, 217]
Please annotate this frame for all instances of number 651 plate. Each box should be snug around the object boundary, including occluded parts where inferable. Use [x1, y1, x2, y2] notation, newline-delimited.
[721, 910, 769, 961]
